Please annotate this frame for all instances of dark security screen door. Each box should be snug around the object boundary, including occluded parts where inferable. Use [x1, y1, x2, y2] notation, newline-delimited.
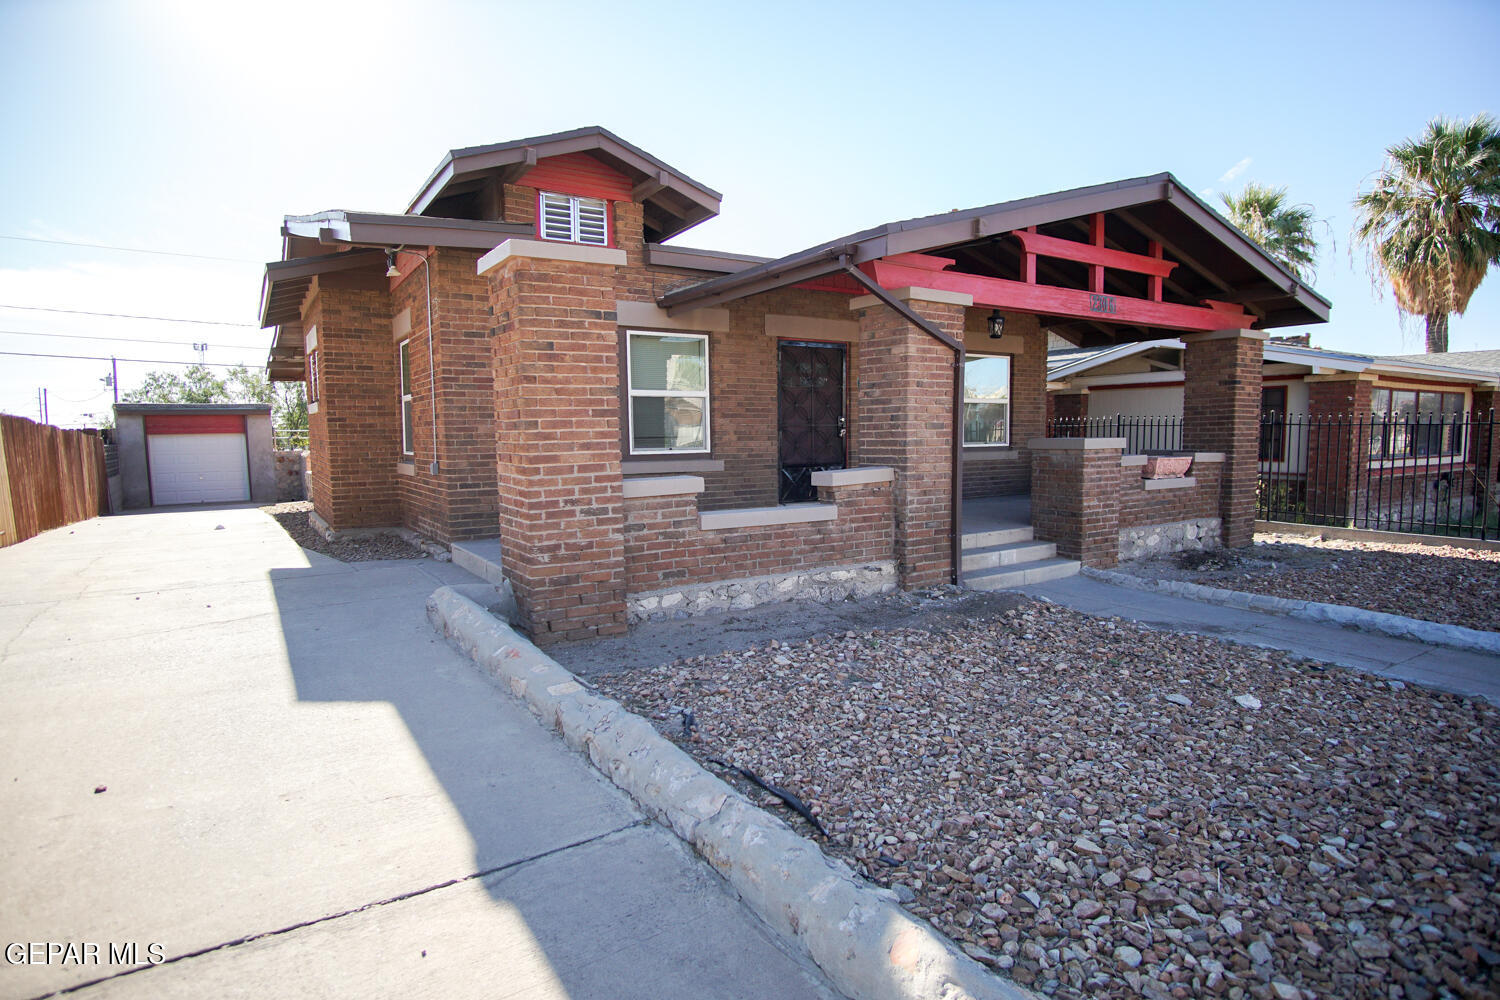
[777, 341, 847, 503]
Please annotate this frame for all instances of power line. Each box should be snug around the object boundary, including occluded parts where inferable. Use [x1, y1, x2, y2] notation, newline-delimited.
[0, 328, 267, 350]
[0, 349, 267, 369]
[0, 303, 256, 327]
[0, 234, 260, 263]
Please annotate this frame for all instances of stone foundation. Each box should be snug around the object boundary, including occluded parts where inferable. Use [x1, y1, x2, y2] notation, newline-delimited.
[627, 561, 896, 623]
[1118, 517, 1222, 562]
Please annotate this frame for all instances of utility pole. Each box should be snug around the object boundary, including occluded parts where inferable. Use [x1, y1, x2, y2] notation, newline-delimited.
[111, 356, 118, 403]
[41, 388, 49, 425]
[38, 388, 43, 422]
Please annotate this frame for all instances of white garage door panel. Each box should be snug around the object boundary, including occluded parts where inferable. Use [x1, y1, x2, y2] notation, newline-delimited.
[148, 434, 250, 505]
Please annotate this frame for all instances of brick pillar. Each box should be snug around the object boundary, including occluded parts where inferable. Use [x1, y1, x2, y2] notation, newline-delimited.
[851, 290, 965, 589]
[1472, 390, 1499, 522]
[483, 246, 628, 644]
[1029, 438, 1123, 567]
[1182, 330, 1263, 548]
[1050, 390, 1087, 426]
[1304, 375, 1373, 526]
[304, 273, 399, 530]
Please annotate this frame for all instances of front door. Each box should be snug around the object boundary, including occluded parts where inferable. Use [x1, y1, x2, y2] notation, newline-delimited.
[777, 341, 846, 503]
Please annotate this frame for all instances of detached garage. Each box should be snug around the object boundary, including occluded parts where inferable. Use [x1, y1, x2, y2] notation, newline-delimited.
[114, 403, 276, 509]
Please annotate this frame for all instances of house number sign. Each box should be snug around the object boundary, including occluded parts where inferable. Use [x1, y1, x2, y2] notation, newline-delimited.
[1088, 293, 1118, 314]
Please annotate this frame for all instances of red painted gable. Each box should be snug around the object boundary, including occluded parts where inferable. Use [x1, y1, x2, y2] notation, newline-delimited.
[524, 152, 633, 202]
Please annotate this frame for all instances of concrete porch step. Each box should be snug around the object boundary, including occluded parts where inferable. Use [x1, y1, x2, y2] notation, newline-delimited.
[450, 538, 505, 585]
[960, 524, 1036, 549]
[960, 539, 1058, 573]
[963, 557, 1081, 591]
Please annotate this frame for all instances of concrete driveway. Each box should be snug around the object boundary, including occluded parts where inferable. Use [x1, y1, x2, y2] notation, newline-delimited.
[0, 507, 837, 999]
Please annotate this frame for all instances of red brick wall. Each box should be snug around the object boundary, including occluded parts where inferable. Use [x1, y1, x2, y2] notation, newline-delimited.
[1473, 390, 1499, 495]
[1030, 444, 1122, 567]
[1183, 332, 1263, 548]
[485, 253, 628, 644]
[390, 248, 498, 543]
[621, 481, 893, 593]
[853, 299, 960, 588]
[303, 273, 400, 530]
[962, 312, 1045, 498]
[1116, 461, 1222, 529]
[1050, 392, 1086, 422]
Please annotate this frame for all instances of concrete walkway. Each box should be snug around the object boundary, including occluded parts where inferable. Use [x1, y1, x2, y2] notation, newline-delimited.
[1016, 574, 1500, 705]
[0, 507, 838, 1000]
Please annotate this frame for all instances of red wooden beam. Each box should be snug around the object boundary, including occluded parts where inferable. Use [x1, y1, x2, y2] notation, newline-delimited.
[1012, 230, 1179, 279]
[864, 258, 1254, 333]
[1088, 214, 1106, 294]
[1147, 240, 1164, 302]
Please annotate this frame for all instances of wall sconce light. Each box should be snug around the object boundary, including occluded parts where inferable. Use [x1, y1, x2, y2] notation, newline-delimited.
[987, 310, 1006, 339]
[385, 251, 401, 279]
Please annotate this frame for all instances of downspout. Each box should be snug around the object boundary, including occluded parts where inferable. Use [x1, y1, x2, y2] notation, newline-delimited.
[393, 247, 439, 474]
[841, 261, 965, 587]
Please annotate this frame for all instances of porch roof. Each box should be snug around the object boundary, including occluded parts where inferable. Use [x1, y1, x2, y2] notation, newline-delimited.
[658, 173, 1331, 343]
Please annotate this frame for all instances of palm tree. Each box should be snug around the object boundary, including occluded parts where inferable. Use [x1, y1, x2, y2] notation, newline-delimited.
[1220, 183, 1320, 282]
[1353, 114, 1500, 353]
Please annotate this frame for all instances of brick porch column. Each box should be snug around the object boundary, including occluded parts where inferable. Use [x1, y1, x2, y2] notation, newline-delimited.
[1050, 389, 1087, 427]
[1029, 437, 1123, 567]
[1305, 375, 1374, 526]
[303, 273, 399, 531]
[850, 288, 967, 589]
[1472, 389, 1500, 520]
[1182, 330, 1264, 548]
[481, 241, 629, 644]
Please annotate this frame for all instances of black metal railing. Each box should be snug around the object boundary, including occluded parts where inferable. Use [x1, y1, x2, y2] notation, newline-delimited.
[1257, 410, 1498, 540]
[1046, 415, 1184, 455]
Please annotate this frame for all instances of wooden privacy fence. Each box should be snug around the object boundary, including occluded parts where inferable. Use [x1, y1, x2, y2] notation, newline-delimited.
[0, 415, 108, 548]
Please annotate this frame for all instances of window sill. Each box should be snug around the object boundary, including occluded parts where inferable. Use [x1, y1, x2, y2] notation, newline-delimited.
[962, 446, 1018, 461]
[700, 503, 836, 531]
[1142, 476, 1197, 491]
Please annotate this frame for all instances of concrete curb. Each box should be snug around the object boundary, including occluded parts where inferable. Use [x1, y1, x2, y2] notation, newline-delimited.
[1080, 567, 1500, 656]
[426, 585, 1035, 1000]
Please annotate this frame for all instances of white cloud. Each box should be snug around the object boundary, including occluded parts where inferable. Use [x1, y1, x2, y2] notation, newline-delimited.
[1218, 156, 1253, 187]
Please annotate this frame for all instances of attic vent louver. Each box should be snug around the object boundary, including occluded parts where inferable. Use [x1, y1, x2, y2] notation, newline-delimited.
[539, 191, 608, 246]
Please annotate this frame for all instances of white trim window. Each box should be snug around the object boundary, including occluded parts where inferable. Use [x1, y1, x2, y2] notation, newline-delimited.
[626, 331, 709, 454]
[398, 339, 414, 456]
[538, 191, 609, 246]
[963, 354, 1011, 447]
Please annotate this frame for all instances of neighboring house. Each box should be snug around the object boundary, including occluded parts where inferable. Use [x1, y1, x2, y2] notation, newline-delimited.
[1047, 339, 1500, 531]
[259, 126, 1330, 643]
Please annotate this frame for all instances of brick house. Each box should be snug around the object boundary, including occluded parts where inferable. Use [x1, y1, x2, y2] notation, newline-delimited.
[260, 127, 1329, 643]
[1047, 339, 1500, 534]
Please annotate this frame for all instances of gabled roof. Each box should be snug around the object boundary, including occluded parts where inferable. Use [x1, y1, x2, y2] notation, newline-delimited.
[406, 126, 722, 243]
[660, 173, 1331, 336]
[1047, 340, 1185, 380]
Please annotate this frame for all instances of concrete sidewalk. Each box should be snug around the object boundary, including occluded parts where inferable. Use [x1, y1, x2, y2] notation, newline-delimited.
[1016, 574, 1500, 705]
[0, 507, 837, 999]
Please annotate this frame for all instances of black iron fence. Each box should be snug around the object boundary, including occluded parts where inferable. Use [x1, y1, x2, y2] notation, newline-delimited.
[1257, 410, 1498, 540]
[1046, 415, 1184, 454]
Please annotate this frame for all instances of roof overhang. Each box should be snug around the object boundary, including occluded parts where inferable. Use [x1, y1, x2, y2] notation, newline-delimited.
[659, 173, 1331, 339]
[280, 211, 532, 253]
[407, 126, 722, 243]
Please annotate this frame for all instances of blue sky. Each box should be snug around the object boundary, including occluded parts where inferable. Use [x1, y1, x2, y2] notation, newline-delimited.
[2, 0, 1497, 426]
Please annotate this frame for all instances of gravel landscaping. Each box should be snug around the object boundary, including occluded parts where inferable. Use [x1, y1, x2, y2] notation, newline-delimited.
[592, 602, 1500, 1000]
[260, 501, 424, 561]
[1113, 533, 1500, 635]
